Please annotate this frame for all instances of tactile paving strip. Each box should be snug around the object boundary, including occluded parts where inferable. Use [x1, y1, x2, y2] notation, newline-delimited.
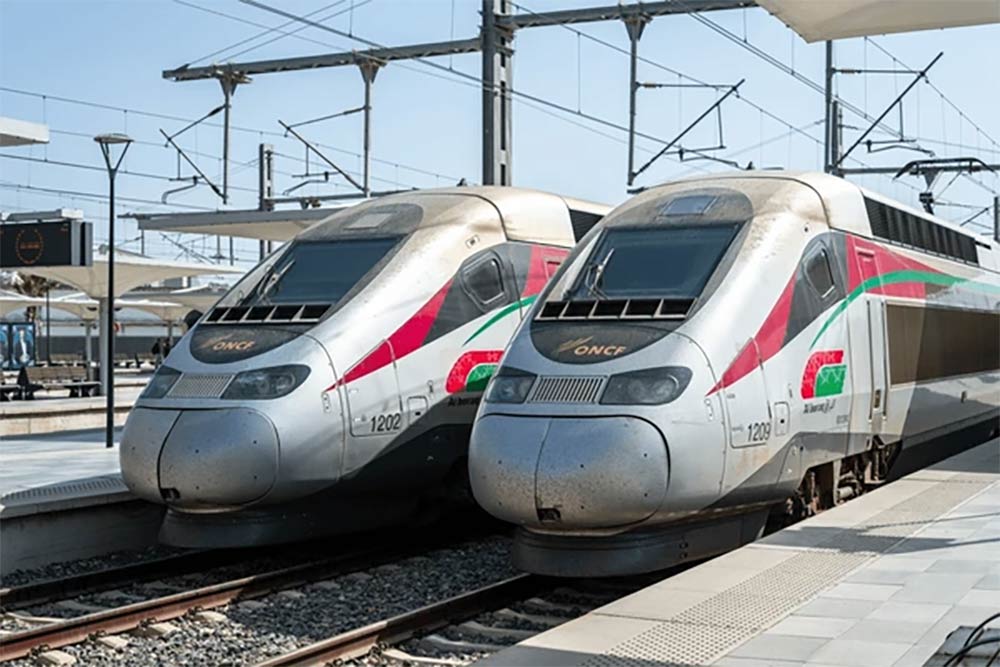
[579, 471, 993, 667]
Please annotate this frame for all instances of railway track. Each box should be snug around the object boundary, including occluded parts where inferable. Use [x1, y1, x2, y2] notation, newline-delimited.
[0, 539, 452, 662]
[255, 574, 655, 667]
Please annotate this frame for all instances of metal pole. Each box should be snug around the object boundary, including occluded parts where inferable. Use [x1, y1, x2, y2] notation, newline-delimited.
[831, 100, 842, 177]
[45, 288, 51, 365]
[824, 40, 834, 173]
[358, 62, 380, 197]
[106, 171, 116, 448]
[220, 77, 234, 204]
[140, 230, 145, 255]
[481, 0, 512, 185]
[624, 17, 647, 186]
[229, 236, 234, 266]
[258, 143, 274, 261]
[994, 195, 999, 243]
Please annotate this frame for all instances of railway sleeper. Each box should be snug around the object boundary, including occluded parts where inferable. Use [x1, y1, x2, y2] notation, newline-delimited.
[381, 647, 467, 665]
[418, 633, 509, 654]
[492, 607, 567, 629]
[455, 620, 536, 642]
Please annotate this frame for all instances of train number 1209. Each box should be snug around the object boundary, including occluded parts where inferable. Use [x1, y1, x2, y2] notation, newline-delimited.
[370, 412, 402, 433]
[747, 421, 771, 444]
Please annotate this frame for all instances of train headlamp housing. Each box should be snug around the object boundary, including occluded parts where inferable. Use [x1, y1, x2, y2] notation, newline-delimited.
[141, 366, 181, 399]
[485, 368, 536, 404]
[600, 366, 692, 405]
[222, 364, 311, 400]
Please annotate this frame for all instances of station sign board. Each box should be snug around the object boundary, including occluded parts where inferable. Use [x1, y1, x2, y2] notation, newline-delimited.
[0, 220, 93, 268]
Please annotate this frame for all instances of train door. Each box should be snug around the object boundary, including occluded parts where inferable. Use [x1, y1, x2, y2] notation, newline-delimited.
[851, 250, 888, 437]
[723, 339, 773, 448]
[346, 339, 403, 438]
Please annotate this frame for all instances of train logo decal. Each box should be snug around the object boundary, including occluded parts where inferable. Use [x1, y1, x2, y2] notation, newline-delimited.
[446, 350, 503, 393]
[801, 350, 847, 399]
[555, 336, 593, 354]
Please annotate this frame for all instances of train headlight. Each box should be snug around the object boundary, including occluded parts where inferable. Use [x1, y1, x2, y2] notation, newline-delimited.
[600, 366, 692, 405]
[222, 365, 311, 400]
[141, 366, 181, 399]
[485, 368, 536, 404]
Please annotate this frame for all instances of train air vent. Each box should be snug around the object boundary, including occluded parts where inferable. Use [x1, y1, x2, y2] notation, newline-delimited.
[271, 305, 301, 321]
[245, 306, 275, 322]
[528, 376, 604, 403]
[206, 308, 227, 323]
[623, 299, 660, 318]
[223, 306, 249, 322]
[298, 304, 330, 321]
[535, 298, 694, 322]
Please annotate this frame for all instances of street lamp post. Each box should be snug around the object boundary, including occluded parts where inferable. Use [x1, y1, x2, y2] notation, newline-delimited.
[95, 132, 133, 449]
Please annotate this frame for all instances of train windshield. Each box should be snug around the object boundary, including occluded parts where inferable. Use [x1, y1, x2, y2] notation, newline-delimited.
[566, 224, 740, 300]
[234, 237, 398, 307]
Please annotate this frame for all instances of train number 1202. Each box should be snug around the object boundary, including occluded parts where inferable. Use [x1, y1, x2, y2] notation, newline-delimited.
[747, 421, 771, 444]
[370, 412, 402, 433]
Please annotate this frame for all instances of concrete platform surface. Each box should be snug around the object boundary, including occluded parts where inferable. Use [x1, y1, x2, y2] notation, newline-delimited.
[0, 428, 124, 497]
[0, 385, 144, 436]
[0, 428, 164, 576]
[479, 438, 1000, 667]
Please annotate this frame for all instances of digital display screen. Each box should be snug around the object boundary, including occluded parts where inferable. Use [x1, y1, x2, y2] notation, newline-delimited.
[0, 220, 92, 268]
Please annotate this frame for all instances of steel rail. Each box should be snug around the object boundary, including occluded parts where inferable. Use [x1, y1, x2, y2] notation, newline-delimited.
[254, 573, 546, 667]
[0, 545, 405, 661]
[0, 549, 235, 611]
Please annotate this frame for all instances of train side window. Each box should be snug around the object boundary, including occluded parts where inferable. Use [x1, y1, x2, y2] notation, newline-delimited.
[804, 248, 836, 300]
[463, 257, 505, 308]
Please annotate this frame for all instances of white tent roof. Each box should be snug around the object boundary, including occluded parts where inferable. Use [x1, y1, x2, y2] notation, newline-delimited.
[0, 290, 44, 317]
[0, 117, 49, 147]
[756, 0, 1000, 42]
[17, 248, 243, 299]
[133, 207, 350, 242]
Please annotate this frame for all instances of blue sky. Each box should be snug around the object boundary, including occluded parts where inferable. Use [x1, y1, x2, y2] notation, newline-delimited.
[1, 0, 998, 267]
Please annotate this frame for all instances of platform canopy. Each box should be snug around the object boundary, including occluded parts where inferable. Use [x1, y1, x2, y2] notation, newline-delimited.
[0, 290, 43, 317]
[154, 285, 227, 312]
[15, 247, 243, 299]
[756, 0, 1000, 42]
[47, 294, 190, 323]
[132, 206, 349, 242]
[0, 117, 50, 147]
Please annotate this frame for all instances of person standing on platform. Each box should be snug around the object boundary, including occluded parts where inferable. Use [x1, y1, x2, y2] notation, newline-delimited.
[152, 338, 163, 367]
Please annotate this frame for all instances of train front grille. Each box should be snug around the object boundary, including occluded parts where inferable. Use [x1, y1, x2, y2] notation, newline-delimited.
[527, 376, 604, 404]
[167, 373, 234, 399]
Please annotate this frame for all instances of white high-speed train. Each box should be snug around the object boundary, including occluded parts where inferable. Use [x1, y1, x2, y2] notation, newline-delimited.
[469, 171, 1000, 576]
[120, 187, 608, 546]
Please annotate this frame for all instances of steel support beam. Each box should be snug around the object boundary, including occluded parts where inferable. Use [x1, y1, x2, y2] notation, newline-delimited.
[839, 163, 1000, 176]
[163, 38, 482, 81]
[498, 0, 752, 29]
[482, 0, 513, 185]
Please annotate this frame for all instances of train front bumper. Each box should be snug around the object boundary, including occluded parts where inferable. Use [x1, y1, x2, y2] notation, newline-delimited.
[121, 406, 279, 510]
[469, 414, 668, 530]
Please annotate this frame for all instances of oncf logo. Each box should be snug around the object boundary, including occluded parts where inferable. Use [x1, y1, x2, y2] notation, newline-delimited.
[212, 340, 256, 352]
[555, 336, 627, 358]
[574, 344, 627, 357]
[801, 350, 847, 399]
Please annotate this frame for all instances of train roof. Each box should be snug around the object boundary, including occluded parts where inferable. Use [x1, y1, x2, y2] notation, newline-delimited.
[302, 186, 610, 246]
[642, 170, 997, 266]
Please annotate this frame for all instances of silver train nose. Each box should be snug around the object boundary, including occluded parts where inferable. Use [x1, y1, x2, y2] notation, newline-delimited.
[121, 407, 279, 509]
[469, 415, 668, 529]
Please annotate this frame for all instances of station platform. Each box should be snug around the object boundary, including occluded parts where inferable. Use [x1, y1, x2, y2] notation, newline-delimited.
[0, 428, 162, 576]
[480, 437, 1000, 667]
[0, 383, 145, 436]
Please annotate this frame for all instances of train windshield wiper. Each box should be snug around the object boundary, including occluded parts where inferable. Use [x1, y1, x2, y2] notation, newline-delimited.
[584, 248, 615, 300]
[257, 259, 296, 304]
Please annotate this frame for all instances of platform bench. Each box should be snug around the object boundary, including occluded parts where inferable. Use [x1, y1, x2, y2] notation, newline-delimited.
[19, 366, 101, 400]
